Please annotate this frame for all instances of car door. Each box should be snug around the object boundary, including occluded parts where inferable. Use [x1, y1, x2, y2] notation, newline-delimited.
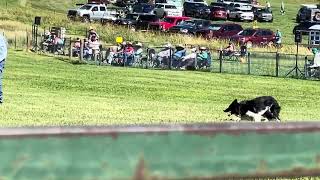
[252, 30, 264, 45]
[98, 6, 107, 20]
[91, 6, 99, 20]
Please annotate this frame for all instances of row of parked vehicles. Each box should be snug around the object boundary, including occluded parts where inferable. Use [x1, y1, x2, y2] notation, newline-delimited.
[67, 1, 277, 47]
[67, 0, 273, 23]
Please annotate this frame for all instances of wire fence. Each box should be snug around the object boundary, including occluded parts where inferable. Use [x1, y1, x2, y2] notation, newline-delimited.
[1, 29, 319, 80]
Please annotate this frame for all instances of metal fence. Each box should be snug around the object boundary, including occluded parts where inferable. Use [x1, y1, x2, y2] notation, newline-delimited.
[2, 29, 318, 80]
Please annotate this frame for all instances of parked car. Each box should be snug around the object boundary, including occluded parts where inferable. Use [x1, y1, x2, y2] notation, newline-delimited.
[169, 19, 211, 35]
[135, 14, 160, 30]
[228, 8, 254, 21]
[196, 23, 243, 39]
[296, 4, 318, 23]
[114, 13, 140, 27]
[253, 7, 273, 22]
[132, 3, 155, 13]
[67, 3, 114, 22]
[149, 16, 191, 31]
[183, 2, 211, 19]
[154, 3, 183, 17]
[184, 0, 208, 5]
[231, 28, 275, 47]
[209, 6, 227, 20]
[293, 22, 316, 35]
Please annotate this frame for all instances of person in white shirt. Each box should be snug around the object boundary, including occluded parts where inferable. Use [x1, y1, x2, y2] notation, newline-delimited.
[0, 34, 7, 104]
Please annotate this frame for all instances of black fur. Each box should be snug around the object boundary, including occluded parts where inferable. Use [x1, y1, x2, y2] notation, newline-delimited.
[224, 96, 281, 121]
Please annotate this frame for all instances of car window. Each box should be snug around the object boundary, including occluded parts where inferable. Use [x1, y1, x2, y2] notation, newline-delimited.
[139, 15, 159, 21]
[263, 30, 273, 36]
[92, 7, 98, 11]
[239, 29, 256, 36]
[166, 5, 177, 9]
[100, 7, 106, 11]
[164, 17, 175, 23]
[178, 20, 195, 26]
[156, 4, 164, 8]
[80, 5, 92, 10]
[209, 24, 222, 31]
[255, 30, 263, 36]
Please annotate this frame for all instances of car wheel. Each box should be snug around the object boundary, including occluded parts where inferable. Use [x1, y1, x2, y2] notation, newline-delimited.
[246, 41, 253, 48]
[82, 15, 90, 23]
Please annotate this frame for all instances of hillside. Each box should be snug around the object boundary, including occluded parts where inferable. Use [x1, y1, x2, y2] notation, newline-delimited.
[0, 0, 319, 53]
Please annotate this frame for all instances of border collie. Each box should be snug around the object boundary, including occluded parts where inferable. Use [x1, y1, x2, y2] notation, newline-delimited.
[224, 96, 281, 122]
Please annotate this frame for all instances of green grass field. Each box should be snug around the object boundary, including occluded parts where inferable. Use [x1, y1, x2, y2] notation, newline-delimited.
[1, 50, 319, 126]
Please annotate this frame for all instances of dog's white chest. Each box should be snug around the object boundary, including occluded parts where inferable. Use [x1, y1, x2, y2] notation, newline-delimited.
[245, 106, 270, 122]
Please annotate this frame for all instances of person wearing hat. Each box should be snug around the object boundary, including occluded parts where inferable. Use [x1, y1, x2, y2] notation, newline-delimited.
[124, 42, 134, 66]
[173, 44, 186, 68]
[179, 47, 197, 70]
[88, 27, 99, 40]
[197, 47, 210, 69]
[134, 42, 143, 64]
[157, 43, 173, 67]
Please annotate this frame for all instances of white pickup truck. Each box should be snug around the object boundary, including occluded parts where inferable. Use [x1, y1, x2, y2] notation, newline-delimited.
[153, 3, 183, 17]
[67, 3, 118, 22]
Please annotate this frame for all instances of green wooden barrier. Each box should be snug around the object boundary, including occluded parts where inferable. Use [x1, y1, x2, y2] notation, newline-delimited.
[1, 122, 320, 180]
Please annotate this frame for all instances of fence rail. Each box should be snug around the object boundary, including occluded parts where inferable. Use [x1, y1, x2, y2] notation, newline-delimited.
[1, 122, 320, 179]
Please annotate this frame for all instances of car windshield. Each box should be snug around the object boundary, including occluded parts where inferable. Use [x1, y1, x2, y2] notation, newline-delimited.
[126, 14, 139, 20]
[80, 5, 92, 10]
[163, 17, 175, 23]
[241, 9, 253, 12]
[258, 8, 271, 13]
[177, 20, 195, 26]
[208, 24, 221, 31]
[212, 6, 225, 11]
[139, 15, 159, 21]
[239, 29, 256, 36]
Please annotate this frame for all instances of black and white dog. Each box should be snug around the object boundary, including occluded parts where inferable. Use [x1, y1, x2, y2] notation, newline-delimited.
[224, 96, 281, 122]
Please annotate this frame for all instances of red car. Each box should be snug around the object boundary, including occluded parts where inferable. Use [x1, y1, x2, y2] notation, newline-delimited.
[197, 23, 242, 39]
[149, 16, 191, 31]
[231, 28, 276, 47]
[209, 6, 227, 20]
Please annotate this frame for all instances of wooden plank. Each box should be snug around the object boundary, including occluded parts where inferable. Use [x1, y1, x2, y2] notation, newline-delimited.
[0, 122, 320, 179]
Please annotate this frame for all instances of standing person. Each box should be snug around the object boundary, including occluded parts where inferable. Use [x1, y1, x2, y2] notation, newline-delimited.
[265, 1, 271, 11]
[280, 1, 285, 15]
[0, 34, 7, 104]
[275, 29, 282, 48]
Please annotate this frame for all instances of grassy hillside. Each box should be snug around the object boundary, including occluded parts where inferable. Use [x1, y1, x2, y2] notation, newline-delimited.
[0, 50, 319, 126]
[0, 0, 319, 53]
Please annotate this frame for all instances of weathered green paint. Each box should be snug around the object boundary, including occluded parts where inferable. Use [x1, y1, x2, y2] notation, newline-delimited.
[0, 123, 320, 179]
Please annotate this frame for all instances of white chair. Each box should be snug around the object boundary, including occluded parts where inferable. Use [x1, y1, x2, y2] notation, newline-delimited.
[307, 53, 320, 78]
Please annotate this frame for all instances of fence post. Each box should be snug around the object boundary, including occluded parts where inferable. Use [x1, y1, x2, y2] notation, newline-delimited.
[14, 34, 17, 50]
[304, 55, 308, 78]
[219, 50, 223, 73]
[69, 38, 72, 60]
[169, 48, 172, 70]
[26, 31, 29, 51]
[276, 52, 280, 77]
[80, 39, 83, 62]
[247, 52, 251, 75]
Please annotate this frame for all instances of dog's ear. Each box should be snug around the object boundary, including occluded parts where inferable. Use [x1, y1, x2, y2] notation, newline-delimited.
[232, 99, 238, 105]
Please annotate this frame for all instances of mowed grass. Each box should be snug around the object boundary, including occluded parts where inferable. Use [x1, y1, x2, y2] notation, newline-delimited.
[0, 50, 319, 126]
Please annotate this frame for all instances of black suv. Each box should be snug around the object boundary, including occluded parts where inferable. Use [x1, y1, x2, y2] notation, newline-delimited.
[183, 2, 211, 19]
[169, 19, 211, 35]
[132, 3, 155, 13]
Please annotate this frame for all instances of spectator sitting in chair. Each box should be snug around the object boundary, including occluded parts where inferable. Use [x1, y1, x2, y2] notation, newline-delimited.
[72, 38, 81, 57]
[134, 42, 143, 64]
[124, 42, 134, 66]
[172, 44, 186, 68]
[179, 47, 197, 70]
[157, 43, 172, 67]
[223, 42, 236, 56]
[88, 27, 99, 40]
[197, 47, 210, 68]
